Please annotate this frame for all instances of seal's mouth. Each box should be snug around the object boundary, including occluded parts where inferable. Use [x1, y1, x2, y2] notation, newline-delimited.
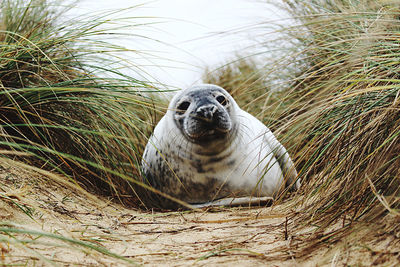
[185, 125, 231, 144]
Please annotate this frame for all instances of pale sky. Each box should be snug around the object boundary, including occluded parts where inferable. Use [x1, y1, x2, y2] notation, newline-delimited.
[69, 0, 286, 89]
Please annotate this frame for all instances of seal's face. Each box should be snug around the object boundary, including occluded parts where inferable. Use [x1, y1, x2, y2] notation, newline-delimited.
[170, 85, 236, 146]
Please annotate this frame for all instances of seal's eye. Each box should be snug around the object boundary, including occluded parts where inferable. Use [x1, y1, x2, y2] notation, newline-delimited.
[216, 95, 227, 106]
[177, 101, 190, 114]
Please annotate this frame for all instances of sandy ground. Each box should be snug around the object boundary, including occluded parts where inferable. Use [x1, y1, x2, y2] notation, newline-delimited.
[1, 162, 399, 266]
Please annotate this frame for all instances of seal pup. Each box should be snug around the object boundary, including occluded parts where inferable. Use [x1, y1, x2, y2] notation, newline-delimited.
[141, 84, 299, 209]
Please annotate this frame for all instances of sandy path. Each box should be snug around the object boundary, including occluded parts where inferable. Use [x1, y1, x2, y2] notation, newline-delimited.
[0, 162, 398, 266]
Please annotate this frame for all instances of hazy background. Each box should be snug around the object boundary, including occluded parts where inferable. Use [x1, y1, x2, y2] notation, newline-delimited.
[68, 0, 287, 88]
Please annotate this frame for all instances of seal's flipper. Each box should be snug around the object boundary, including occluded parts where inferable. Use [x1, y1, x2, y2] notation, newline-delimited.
[191, 196, 273, 208]
[263, 130, 300, 190]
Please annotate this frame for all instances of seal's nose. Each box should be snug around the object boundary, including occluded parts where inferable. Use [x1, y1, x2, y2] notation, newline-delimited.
[196, 104, 218, 121]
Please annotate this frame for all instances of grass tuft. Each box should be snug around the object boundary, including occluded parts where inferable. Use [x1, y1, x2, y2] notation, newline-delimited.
[204, 0, 400, 257]
[0, 0, 169, 208]
[278, 0, 400, 226]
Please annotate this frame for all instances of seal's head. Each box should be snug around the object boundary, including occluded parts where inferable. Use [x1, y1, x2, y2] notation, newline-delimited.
[168, 84, 237, 147]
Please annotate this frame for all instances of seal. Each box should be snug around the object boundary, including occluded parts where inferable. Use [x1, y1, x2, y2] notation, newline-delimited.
[141, 84, 300, 209]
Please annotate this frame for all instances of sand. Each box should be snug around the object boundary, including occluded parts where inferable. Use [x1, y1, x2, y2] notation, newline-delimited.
[0, 162, 399, 266]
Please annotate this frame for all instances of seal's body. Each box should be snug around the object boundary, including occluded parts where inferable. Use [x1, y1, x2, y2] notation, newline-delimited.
[141, 84, 299, 208]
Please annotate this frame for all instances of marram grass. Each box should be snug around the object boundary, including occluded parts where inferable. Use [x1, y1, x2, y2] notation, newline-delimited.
[0, 0, 171, 208]
[278, 0, 400, 224]
[0, 0, 171, 264]
[204, 0, 400, 257]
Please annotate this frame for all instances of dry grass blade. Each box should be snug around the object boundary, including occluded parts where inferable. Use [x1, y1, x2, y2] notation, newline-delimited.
[0, 222, 140, 266]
